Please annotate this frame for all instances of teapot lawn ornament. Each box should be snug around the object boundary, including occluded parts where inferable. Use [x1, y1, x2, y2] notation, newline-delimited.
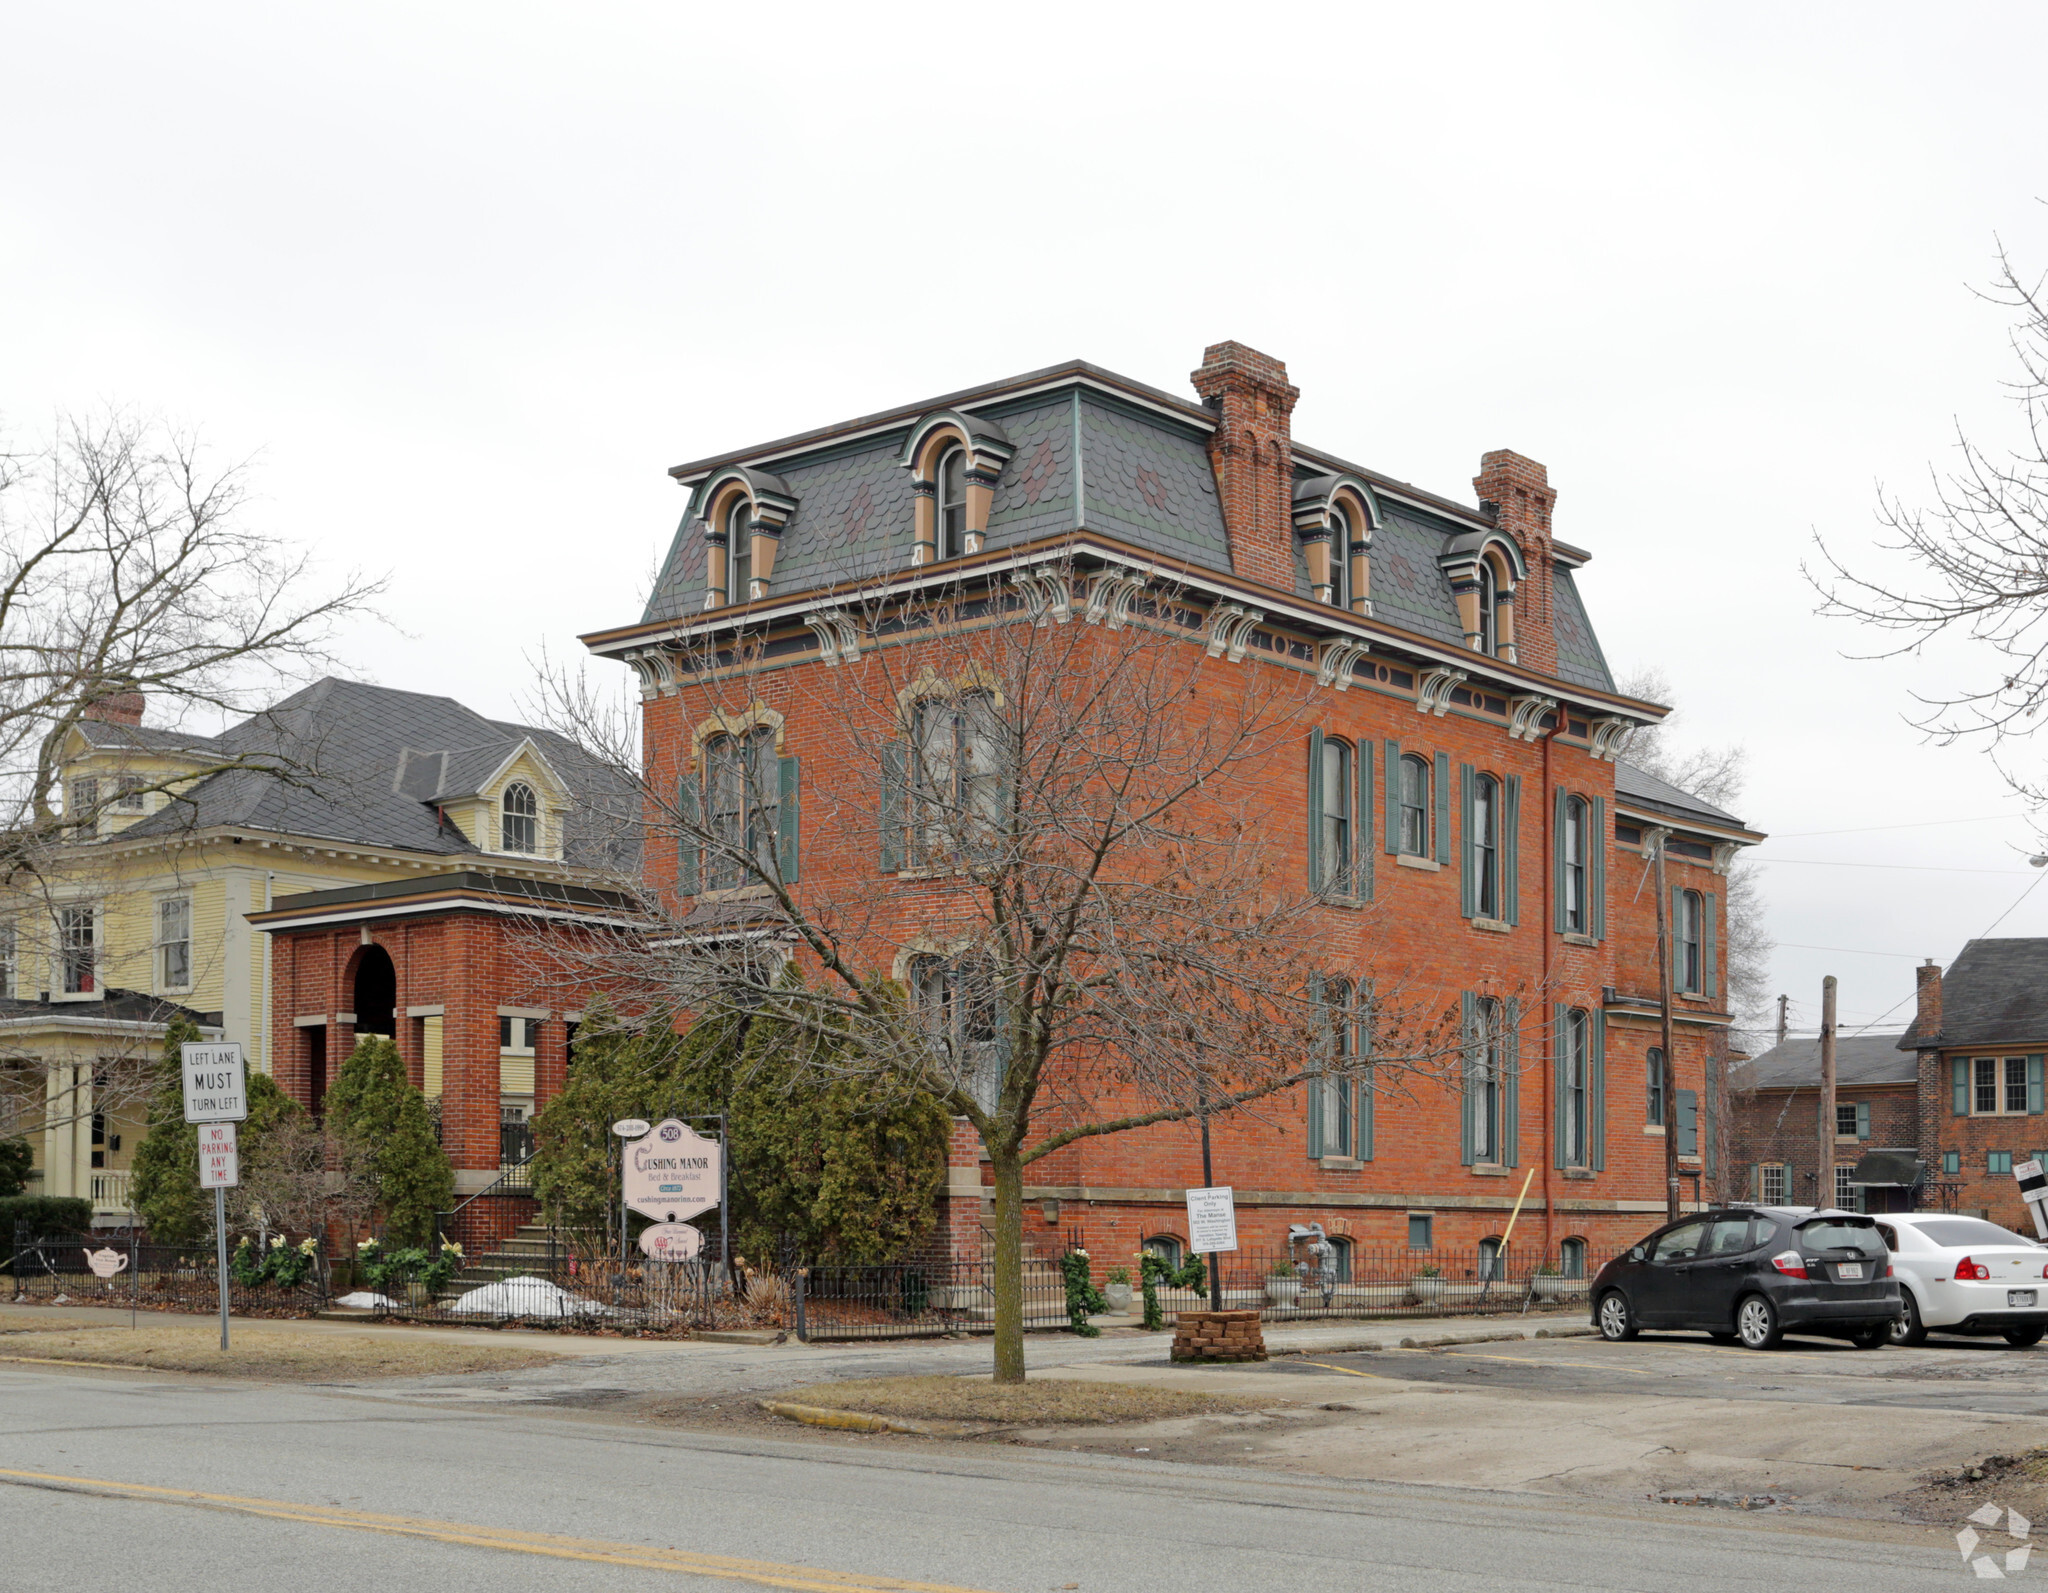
[82, 1247, 130, 1282]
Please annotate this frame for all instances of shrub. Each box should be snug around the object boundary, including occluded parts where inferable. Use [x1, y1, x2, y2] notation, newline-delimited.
[0, 1194, 94, 1244]
[326, 1036, 453, 1247]
[0, 1138, 31, 1199]
[1059, 1250, 1107, 1336]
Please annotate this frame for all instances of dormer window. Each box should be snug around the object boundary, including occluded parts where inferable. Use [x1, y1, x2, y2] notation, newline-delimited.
[725, 496, 753, 604]
[937, 446, 967, 561]
[501, 782, 539, 853]
[1328, 506, 1351, 608]
[1476, 559, 1498, 655]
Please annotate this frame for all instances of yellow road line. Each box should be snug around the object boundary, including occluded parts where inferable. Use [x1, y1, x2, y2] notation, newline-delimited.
[1293, 1359, 1389, 1379]
[0, 1468, 994, 1592]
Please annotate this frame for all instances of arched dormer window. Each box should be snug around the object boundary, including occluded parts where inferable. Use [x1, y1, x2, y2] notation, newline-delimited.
[501, 782, 539, 853]
[725, 495, 754, 604]
[936, 446, 967, 561]
[1292, 475, 1380, 617]
[1328, 506, 1351, 609]
[1437, 533, 1525, 662]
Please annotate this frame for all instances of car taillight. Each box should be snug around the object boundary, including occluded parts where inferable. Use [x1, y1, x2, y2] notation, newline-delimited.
[1887, 1263, 1895, 1278]
[1770, 1250, 1807, 1278]
[1957, 1256, 1992, 1281]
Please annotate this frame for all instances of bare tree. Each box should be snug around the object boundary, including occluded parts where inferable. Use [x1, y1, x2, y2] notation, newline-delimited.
[229, 1114, 379, 1289]
[538, 570, 1490, 1381]
[1615, 666, 1774, 1055]
[0, 410, 383, 1147]
[1810, 242, 2048, 803]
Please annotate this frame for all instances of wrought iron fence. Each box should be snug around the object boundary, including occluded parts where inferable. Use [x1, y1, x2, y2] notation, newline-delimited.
[794, 1256, 1074, 1341]
[6, 1229, 323, 1316]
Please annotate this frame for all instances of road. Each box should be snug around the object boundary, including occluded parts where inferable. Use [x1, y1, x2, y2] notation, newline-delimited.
[0, 1360, 1972, 1592]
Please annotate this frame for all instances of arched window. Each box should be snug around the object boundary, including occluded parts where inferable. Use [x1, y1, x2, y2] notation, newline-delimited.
[501, 782, 539, 854]
[1472, 774, 1500, 920]
[1398, 753, 1431, 857]
[1560, 1007, 1589, 1167]
[1476, 558, 1498, 654]
[936, 446, 967, 561]
[725, 496, 753, 603]
[1313, 976, 1356, 1159]
[1317, 737, 1351, 893]
[1559, 1236, 1587, 1280]
[1470, 996, 1504, 1164]
[703, 726, 778, 888]
[1646, 1046, 1666, 1126]
[1676, 889, 1703, 992]
[1327, 506, 1350, 608]
[910, 690, 1004, 860]
[1479, 1235, 1504, 1281]
[1326, 1234, 1353, 1283]
[1143, 1235, 1184, 1269]
[1560, 795, 1587, 933]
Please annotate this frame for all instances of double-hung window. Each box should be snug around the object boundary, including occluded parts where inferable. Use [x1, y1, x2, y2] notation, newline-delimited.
[1675, 890, 1703, 992]
[1470, 997, 1503, 1164]
[1958, 1055, 2043, 1117]
[501, 782, 539, 853]
[704, 727, 779, 889]
[1560, 1008, 1589, 1168]
[1316, 738, 1351, 895]
[936, 446, 967, 560]
[115, 777, 147, 813]
[911, 692, 1003, 862]
[59, 905, 95, 994]
[725, 497, 753, 602]
[1758, 1163, 1787, 1204]
[1313, 977, 1356, 1160]
[1471, 774, 1500, 919]
[1560, 796, 1587, 932]
[1398, 754, 1430, 857]
[157, 898, 191, 990]
[1646, 1047, 1666, 1126]
[1327, 507, 1350, 608]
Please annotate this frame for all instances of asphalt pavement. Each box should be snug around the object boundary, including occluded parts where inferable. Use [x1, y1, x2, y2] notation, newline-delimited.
[0, 1365, 1974, 1592]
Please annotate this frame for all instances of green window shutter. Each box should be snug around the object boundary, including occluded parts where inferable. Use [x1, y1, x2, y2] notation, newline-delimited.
[1677, 1089, 1698, 1158]
[1358, 1063, 1374, 1162]
[1502, 775, 1521, 926]
[1953, 1057, 1970, 1117]
[1306, 969, 1327, 1158]
[1552, 1003, 1570, 1170]
[1306, 728, 1325, 893]
[1704, 1057, 1720, 1180]
[2030, 1056, 2044, 1116]
[1383, 739, 1401, 855]
[1589, 796, 1607, 941]
[879, 742, 907, 873]
[776, 755, 800, 884]
[1501, 999, 1520, 1167]
[1355, 739, 1374, 900]
[1459, 991, 1477, 1166]
[1552, 786, 1569, 933]
[1589, 1008, 1606, 1172]
[1670, 887, 1686, 991]
[1434, 751, 1451, 867]
[1702, 891, 1719, 999]
[676, 774, 702, 896]
[1855, 1099, 1871, 1139]
[1458, 763, 1477, 917]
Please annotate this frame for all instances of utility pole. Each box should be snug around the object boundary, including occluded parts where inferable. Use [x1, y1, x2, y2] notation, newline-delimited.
[1652, 829, 1679, 1222]
[1819, 975, 1838, 1211]
[1776, 994, 1789, 1047]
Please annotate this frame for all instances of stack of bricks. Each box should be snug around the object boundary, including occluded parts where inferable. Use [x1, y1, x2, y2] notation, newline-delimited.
[1170, 1309, 1267, 1363]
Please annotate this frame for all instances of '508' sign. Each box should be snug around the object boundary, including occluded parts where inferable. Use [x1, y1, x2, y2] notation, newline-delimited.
[621, 1119, 722, 1222]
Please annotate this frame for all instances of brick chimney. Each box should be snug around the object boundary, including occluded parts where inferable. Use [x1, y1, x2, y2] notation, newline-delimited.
[1192, 342, 1300, 591]
[1472, 451, 1558, 676]
[81, 688, 145, 727]
[1914, 959, 1943, 1043]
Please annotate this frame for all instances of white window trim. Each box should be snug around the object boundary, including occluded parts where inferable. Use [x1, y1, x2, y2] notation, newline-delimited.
[1965, 1055, 2036, 1117]
[155, 894, 194, 993]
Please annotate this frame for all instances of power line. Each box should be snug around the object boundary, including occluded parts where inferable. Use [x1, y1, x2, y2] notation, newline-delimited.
[1773, 812, 2032, 839]
[1753, 858, 2034, 875]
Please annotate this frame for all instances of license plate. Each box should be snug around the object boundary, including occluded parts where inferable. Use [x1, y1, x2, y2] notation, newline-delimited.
[1834, 1263, 1864, 1281]
[2011, 1290, 2037, 1308]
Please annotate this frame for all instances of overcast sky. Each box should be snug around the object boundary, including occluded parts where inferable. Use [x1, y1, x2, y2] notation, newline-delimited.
[8, 4, 2048, 1040]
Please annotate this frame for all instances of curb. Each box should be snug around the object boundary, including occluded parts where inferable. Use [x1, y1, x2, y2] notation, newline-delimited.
[759, 1400, 933, 1435]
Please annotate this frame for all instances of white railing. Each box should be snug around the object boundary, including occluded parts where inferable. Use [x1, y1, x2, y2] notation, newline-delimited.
[90, 1171, 132, 1213]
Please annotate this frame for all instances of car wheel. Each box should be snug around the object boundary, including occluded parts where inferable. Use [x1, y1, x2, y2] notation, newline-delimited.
[1891, 1292, 1928, 1347]
[2004, 1326, 2045, 1348]
[1597, 1290, 1638, 1341]
[1735, 1293, 1783, 1350]
[1848, 1322, 1890, 1350]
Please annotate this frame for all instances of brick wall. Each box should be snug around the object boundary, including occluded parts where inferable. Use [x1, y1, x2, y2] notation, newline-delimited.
[1728, 1082, 1917, 1208]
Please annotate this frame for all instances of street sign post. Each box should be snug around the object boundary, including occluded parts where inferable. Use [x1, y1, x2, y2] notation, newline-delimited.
[181, 1043, 247, 1353]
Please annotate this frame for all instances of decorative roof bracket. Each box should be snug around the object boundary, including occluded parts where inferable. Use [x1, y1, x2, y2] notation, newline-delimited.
[1316, 639, 1371, 691]
[1507, 694, 1558, 742]
[1416, 666, 1466, 716]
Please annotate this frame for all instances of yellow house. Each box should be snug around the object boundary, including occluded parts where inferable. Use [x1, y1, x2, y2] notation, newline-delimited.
[0, 679, 629, 1224]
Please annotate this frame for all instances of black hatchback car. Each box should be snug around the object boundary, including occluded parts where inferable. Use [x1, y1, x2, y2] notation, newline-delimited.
[1589, 1206, 1901, 1350]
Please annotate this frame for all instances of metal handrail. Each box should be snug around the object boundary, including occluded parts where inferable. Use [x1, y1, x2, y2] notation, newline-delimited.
[434, 1146, 539, 1247]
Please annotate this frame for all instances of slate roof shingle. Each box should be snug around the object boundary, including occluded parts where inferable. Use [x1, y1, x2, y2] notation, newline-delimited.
[1734, 1034, 1918, 1091]
[1898, 937, 2048, 1050]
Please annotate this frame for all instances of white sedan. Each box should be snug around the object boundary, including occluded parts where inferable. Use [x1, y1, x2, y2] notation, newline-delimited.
[1877, 1213, 2048, 1347]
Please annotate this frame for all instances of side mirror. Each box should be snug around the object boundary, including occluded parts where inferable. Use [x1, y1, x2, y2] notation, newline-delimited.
[1628, 1246, 1645, 1263]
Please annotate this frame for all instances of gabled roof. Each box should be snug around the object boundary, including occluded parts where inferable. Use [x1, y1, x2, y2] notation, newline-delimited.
[1734, 1034, 1917, 1091]
[1899, 937, 2048, 1050]
[1614, 759, 1747, 831]
[106, 678, 637, 873]
[636, 360, 1620, 696]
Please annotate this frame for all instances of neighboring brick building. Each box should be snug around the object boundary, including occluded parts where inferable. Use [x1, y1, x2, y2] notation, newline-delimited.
[1727, 1035, 1920, 1214]
[581, 341, 1765, 1270]
[1900, 940, 2048, 1230]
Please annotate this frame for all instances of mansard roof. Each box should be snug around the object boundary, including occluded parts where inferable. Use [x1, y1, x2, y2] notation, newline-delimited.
[634, 357, 1619, 696]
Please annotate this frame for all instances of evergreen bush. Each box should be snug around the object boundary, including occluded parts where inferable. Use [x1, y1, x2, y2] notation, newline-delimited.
[326, 1036, 454, 1247]
[0, 1194, 93, 1242]
[0, 1138, 31, 1198]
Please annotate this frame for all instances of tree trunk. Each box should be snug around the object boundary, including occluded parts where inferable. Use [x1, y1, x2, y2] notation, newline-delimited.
[988, 1147, 1026, 1384]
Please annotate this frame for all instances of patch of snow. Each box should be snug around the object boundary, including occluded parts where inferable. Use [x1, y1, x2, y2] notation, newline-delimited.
[334, 1291, 398, 1310]
[447, 1275, 615, 1319]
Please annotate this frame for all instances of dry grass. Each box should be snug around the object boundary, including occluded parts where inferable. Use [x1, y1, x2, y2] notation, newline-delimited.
[0, 1326, 561, 1380]
[782, 1374, 1281, 1425]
